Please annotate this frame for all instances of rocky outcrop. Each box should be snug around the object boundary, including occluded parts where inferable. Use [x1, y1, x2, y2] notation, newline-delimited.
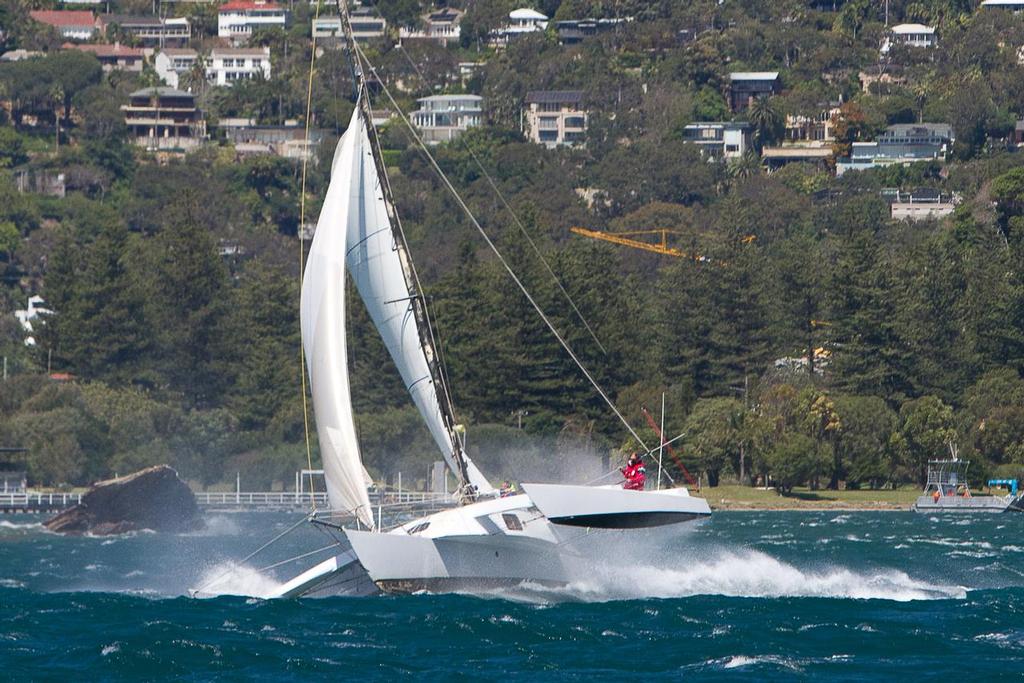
[45, 465, 201, 535]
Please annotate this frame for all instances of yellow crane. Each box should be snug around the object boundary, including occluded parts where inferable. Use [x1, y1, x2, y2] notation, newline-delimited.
[570, 228, 694, 258]
[570, 227, 755, 259]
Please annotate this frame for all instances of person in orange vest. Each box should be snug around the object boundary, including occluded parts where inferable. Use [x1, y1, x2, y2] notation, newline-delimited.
[621, 452, 646, 491]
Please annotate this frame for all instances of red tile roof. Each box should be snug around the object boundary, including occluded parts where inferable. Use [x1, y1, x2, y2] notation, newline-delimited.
[218, 0, 281, 11]
[29, 10, 95, 27]
[66, 43, 145, 58]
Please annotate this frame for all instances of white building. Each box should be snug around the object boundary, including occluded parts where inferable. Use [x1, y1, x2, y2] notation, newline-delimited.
[14, 295, 53, 347]
[410, 94, 483, 144]
[217, 0, 286, 41]
[154, 48, 199, 90]
[29, 10, 96, 41]
[681, 122, 752, 160]
[881, 23, 936, 53]
[207, 47, 271, 86]
[980, 0, 1024, 9]
[491, 8, 548, 46]
[886, 188, 958, 221]
[399, 8, 463, 45]
[523, 90, 587, 148]
[312, 10, 385, 42]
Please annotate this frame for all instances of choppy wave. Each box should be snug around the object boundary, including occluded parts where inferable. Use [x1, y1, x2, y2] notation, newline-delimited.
[542, 548, 966, 602]
[0, 521, 43, 531]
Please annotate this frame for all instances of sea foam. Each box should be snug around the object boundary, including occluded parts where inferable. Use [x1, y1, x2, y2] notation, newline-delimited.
[192, 562, 283, 599]
[547, 548, 967, 603]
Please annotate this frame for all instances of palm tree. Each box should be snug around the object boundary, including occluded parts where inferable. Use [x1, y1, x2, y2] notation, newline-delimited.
[728, 150, 762, 180]
[748, 96, 783, 151]
[50, 84, 64, 153]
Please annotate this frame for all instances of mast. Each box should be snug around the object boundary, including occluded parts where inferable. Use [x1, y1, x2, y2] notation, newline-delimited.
[337, 1, 479, 499]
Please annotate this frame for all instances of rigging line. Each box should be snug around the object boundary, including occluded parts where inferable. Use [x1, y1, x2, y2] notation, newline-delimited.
[355, 44, 649, 453]
[297, 0, 327, 513]
[581, 431, 686, 486]
[462, 144, 608, 356]
[257, 543, 342, 573]
[361, 0, 607, 356]
[340, 15, 473, 489]
[190, 513, 313, 596]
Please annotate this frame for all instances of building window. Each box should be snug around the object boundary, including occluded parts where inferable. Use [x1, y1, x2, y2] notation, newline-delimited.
[725, 144, 739, 152]
[539, 130, 558, 142]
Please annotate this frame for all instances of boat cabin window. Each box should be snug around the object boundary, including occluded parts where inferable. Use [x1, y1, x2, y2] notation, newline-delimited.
[502, 513, 523, 531]
[408, 521, 430, 534]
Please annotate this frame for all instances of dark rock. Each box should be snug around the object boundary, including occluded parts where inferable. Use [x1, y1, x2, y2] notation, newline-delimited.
[45, 465, 201, 535]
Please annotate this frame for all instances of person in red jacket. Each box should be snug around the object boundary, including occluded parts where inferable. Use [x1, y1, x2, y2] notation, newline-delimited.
[621, 452, 646, 491]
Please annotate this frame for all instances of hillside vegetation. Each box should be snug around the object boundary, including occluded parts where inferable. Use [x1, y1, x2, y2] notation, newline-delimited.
[1, 0, 1023, 492]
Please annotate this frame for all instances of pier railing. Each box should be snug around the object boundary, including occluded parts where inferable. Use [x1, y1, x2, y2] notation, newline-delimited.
[193, 490, 455, 511]
[0, 492, 83, 512]
[0, 489, 455, 514]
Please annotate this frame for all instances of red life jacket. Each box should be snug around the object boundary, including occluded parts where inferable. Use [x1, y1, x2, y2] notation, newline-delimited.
[622, 462, 646, 490]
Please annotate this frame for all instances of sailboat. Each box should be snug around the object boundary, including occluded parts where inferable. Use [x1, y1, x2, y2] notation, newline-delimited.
[267, 11, 711, 599]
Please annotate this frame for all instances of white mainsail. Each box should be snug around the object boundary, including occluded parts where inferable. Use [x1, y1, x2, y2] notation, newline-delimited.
[343, 108, 494, 496]
[301, 109, 375, 528]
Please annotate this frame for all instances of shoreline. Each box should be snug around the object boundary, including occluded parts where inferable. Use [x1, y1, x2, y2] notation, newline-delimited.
[708, 501, 910, 511]
[695, 485, 919, 512]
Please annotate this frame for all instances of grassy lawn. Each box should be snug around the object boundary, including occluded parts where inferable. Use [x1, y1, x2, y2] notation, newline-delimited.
[699, 484, 920, 510]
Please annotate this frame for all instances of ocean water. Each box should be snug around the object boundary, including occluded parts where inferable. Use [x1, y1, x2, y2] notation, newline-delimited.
[1, 510, 1022, 680]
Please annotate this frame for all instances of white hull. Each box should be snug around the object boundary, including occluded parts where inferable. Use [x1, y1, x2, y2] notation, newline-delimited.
[271, 483, 711, 597]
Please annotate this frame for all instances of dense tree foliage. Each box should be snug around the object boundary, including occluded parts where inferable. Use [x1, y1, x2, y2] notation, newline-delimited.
[2, 1, 1024, 494]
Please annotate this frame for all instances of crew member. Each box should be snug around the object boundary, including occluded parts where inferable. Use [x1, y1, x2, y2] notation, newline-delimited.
[621, 452, 646, 491]
[500, 480, 517, 497]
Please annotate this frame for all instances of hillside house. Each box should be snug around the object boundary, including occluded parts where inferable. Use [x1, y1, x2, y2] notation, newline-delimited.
[399, 8, 463, 44]
[491, 8, 548, 46]
[217, 0, 287, 42]
[885, 188, 958, 220]
[555, 18, 629, 45]
[411, 94, 483, 144]
[154, 48, 199, 90]
[207, 47, 271, 86]
[98, 15, 191, 47]
[220, 118, 323, 161]
[980, 0, 1024, 9]
[313, 10, 386, 44]
[836, 123, 954, 175]
[122, 87, 206, 154]
[524, 91, 588, 148]
[882, 23, 936, 54]
[728, 71, 780, 111]
[784, 104, 841, 143]
[29, 11, 96, 41]
[681, 122, 752, 159]
[67, 43, 146, 72]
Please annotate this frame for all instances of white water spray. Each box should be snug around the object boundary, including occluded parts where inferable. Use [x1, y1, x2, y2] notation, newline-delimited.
[517, 547, 966, 603]
[193, 562, 283, 599]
